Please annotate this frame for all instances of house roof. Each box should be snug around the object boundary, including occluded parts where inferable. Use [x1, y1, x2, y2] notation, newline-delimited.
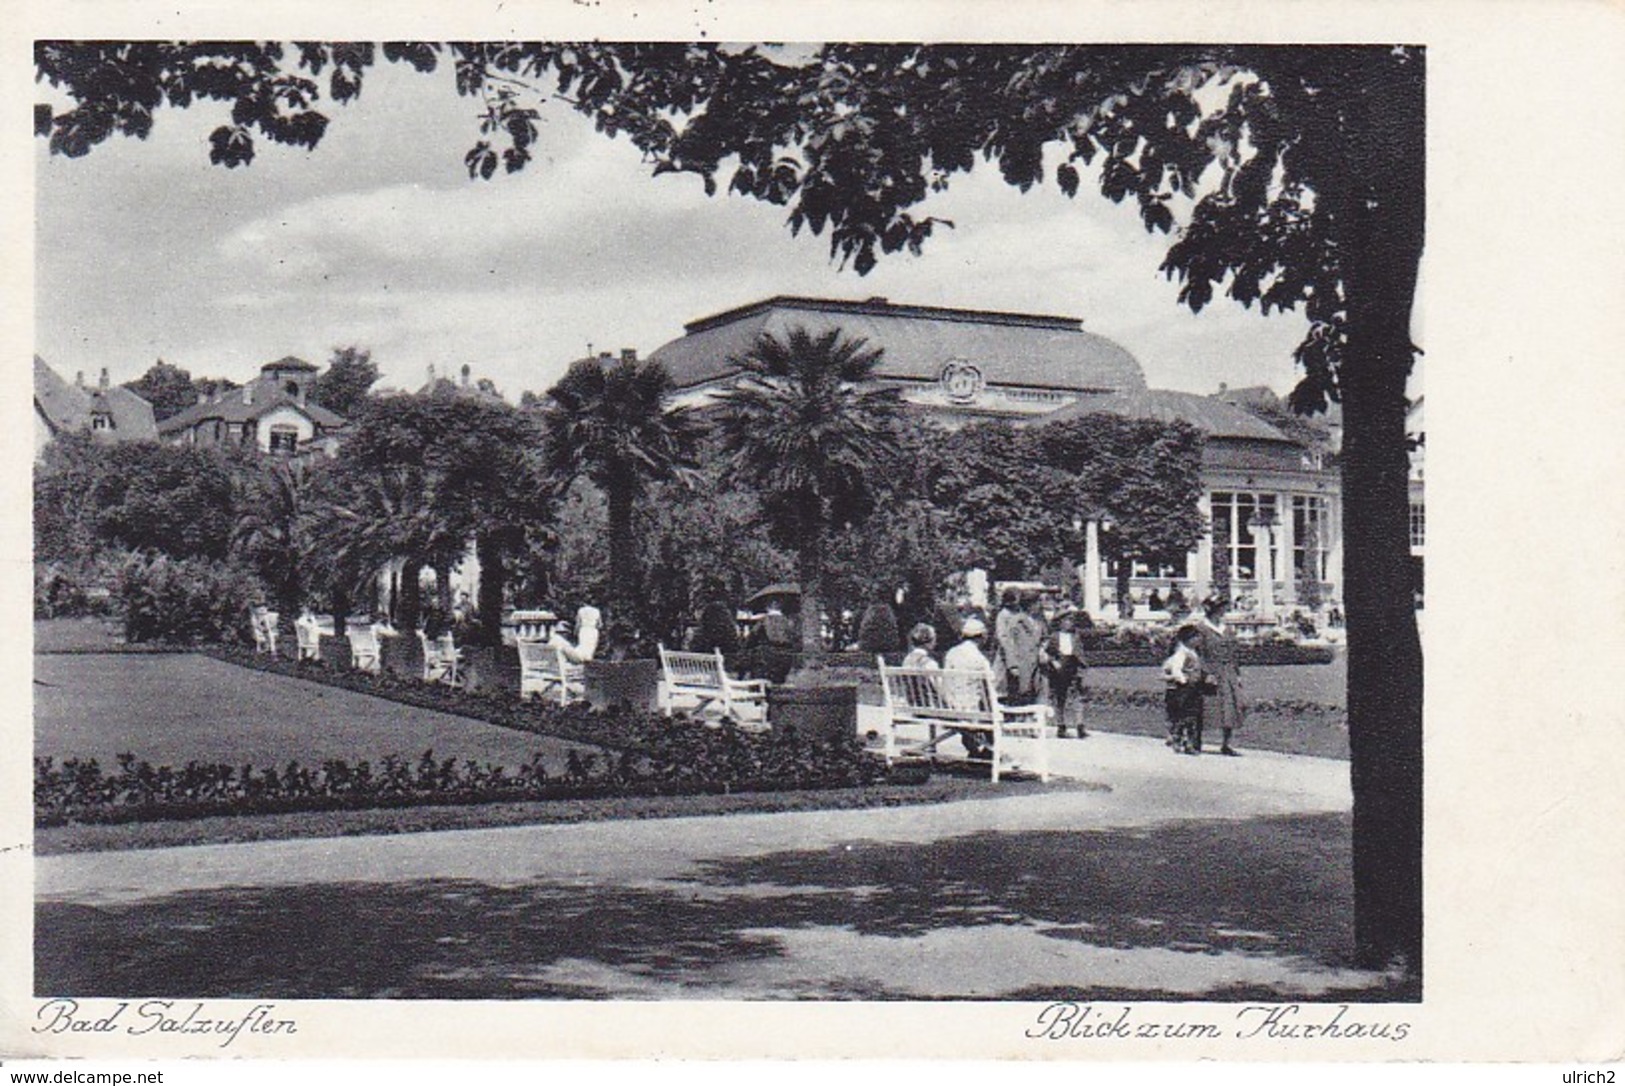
[34, 355, 88, 434]
[157, 383, 348, 433]
[34, 356, 158, 440]
[1044, 388, 1297, 443]
[648, 295, 1147, 394]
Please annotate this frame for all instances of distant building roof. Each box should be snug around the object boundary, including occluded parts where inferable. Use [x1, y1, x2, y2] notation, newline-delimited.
[648, 295, 1147, 394]
[158, 384, 347, 433]
[34, 356, 157, 441]
[1046, 388, 1297, 443]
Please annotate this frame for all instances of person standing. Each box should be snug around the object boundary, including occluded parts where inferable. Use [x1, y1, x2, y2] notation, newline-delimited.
[1161, 624, 1204, 754]
[1042, 606, 1089, 738]
[995, 591, 1045, 703]
[1189, 595, 1245, 755]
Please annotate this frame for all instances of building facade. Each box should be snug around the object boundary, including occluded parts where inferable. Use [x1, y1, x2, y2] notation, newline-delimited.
[157, 357, 348, 457]
[648, 295, 1346, 612]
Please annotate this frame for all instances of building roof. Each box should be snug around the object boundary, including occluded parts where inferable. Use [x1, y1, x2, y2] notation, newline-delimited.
[34, 355, 88, 434]
[34, 356, 158, 440]
[157, 383, 348, 433]
[648, 295, 1147, 394]
[1045, 388, 1297, 443]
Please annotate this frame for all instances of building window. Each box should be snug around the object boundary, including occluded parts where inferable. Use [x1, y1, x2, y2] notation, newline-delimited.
[90, 413, 112, 432]
[1210, 491, 1278, 581]
[268, 425, 299, 455]
[1409, 501, 1425, 550]
[1293, 495, 1330, 582]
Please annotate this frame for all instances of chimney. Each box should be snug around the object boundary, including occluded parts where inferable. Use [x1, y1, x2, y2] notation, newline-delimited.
[99, 368, 109, 391]
[620, 348, 637, 364]
[461, 363, 471, 387]
[427, 363, 437, 385]
[75, 371, 85, 389]
[242, 385, 253, 406]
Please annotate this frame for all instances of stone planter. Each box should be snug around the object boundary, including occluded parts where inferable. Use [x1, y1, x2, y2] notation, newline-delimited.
[318, 633, 352, 671]
[457, 643, 520, 695]
[380, 633, 421, 679]
[584, 657, 662, 713]
[767, 683, 859, 743]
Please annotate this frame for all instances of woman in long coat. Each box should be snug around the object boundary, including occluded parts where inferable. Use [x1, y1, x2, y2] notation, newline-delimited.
[1190, 595, 1244, 755]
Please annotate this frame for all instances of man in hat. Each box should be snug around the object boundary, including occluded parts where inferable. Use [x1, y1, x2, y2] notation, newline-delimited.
[1042, 604, 1089, 738]
[944, 616, 996, 760]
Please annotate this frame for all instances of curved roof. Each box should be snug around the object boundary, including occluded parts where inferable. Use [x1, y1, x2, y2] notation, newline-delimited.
[1045, 388, 1296, 443]
[262, 355, 319, 373]
[648, 296, 1146, 394]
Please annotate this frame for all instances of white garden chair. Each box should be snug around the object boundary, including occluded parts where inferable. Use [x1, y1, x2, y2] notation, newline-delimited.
[295, 615, 324, 662]
[418, 630, 464, 687]
[517, 638, 582, 704]
[347, 623, 383, 674]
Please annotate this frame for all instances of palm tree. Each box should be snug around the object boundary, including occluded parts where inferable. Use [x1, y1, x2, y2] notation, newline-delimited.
[232, 458, 312, 635]
[541, 356, 699, 650]
[712, 327, 903, 659]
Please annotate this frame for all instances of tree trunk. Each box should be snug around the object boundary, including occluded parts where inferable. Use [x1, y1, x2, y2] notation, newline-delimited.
[797, 529, 826, 658]
[606, 484, 639, 640]
[1333, 49, 1426, 978]
[1115, 562, 1133, 619]
[398, 558, 423, 633]
[331, 579, 351, 638]
[475, 531, 506, 647]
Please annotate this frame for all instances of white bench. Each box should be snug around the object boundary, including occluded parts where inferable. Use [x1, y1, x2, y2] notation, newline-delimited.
[517, 638, 582, 705]
[658, 645, 768, 724]
[876, 658, 1052, 783]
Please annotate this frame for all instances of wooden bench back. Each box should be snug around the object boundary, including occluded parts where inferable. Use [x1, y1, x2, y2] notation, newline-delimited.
[660, 647, 727, 691]
[877, 661, 1001, 725]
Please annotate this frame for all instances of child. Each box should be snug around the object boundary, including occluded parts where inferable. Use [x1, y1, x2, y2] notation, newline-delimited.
[1161, 625, 1204, 755]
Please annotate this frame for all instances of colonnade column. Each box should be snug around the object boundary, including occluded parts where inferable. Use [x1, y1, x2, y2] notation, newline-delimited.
[1278, 493, 1297, 606]
[1083, 519, 1104, 621]
[1251, 521, 1276, 620]
[1193, 490, 1213, 604]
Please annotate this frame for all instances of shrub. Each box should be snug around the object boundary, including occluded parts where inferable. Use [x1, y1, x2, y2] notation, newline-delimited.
[856, 602, 901, 655]
[117, 552, 259, 644]
[691, 600, 740, 655]
[34, 556, 121, 619]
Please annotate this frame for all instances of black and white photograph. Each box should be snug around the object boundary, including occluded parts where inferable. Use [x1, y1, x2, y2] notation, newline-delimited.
[6, 1, 1623, 1069]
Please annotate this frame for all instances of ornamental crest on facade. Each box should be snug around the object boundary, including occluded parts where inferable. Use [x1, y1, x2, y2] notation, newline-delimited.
[939, 359, 985, 404]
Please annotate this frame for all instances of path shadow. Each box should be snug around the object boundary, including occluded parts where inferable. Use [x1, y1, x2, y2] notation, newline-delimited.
[37, 811, 1415, 1001]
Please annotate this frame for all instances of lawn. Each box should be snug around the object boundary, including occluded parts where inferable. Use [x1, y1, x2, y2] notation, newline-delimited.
[1088, 655, 1348, 707]
[34, 652, 592, 770]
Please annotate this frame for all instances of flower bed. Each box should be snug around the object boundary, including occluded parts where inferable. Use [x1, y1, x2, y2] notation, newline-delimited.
[36, 718, 893, 828]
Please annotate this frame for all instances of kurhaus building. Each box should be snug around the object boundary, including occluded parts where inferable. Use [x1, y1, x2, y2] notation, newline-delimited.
[648, 295, 1344, 612]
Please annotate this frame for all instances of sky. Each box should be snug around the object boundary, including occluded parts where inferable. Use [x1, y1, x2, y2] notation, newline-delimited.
[35, 53, 1359, 403]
